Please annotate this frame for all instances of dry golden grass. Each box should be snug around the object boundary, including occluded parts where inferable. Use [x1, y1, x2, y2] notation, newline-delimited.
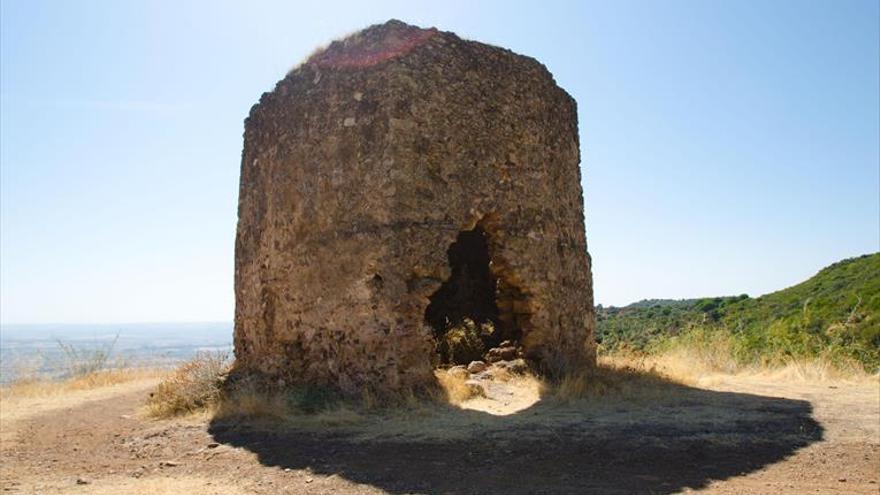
[209, 361, 679, 426]
[211, 375, 289, 421]
[1, 368, 164, 401]
[0, 371, 163, 448]
[611, 348, 879, 385]
[149, 354, 424, 427]
[210, 375, 370, 428]
[146, 342, 878, 440]
[547, 356, 684, 402]
[433, 369, 480, 404]
[760, 357, 878, 382]
[434, 366, 543, 407]
[193, 366, 517, 427]
[623, 322, 879, 384]
[145, 352, 231, 418]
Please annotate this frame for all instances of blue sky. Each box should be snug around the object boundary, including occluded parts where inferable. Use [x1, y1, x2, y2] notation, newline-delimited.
[1, 0, 877, 324]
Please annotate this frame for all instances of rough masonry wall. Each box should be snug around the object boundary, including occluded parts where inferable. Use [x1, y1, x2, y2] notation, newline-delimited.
[234, 20, 595, 394]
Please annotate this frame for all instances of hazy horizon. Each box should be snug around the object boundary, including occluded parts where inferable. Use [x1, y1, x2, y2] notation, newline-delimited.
[2, 0, 878, 324]
[2, 250, 876, 325]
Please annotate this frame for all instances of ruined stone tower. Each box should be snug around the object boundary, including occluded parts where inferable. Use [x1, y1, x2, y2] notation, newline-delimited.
[234, 20, 596, 394]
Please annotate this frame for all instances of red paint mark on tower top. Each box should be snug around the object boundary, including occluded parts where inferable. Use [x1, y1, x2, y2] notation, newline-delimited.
[309, 22, 438, 69]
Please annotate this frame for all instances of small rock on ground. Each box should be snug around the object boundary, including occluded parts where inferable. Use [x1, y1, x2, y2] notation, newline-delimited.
[467, 361, 487, 374]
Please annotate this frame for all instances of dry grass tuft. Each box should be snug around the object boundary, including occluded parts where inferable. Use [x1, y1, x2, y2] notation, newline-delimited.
[145, 352, 231, 418]
[433, 369, 481, 404]
[721, 355, 879, 384]
[764, 356, 876, 382]
[212, 376, 369, 428]
[214, 384, 288, 421]
[56, 334, 120, 377]
[549, 357, 682, 402]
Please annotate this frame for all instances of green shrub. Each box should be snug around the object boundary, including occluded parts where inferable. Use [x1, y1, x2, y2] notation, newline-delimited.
[441, 318, 489, 365]
[598, 253, 880, 372]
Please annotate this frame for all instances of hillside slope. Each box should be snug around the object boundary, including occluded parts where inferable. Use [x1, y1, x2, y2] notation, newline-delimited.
[598, 253, 880, 370]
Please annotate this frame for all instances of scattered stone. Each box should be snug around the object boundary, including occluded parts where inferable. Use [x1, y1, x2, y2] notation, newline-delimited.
[471, 369, 494, 381]
[75, 478, 89, 485]
[486, 345, 518, 362]
[485, 348, 503, 363]
[506, 359, 529, 374]
[343, 117, 356, 127]
[160, 460, 179, 467]
[467, 361, 487, 374]
[207, 442, 220, 449]
[305, 477, 314, 484]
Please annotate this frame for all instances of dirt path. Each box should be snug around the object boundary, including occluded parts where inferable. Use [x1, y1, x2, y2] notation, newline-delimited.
[1, 374, 877, 494]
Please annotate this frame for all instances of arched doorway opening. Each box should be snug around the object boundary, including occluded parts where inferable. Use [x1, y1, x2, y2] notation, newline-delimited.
[425, 225, 526, 365]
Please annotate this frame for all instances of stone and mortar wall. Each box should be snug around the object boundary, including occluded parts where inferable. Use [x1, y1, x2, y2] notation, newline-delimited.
[234, 21, 595, 394]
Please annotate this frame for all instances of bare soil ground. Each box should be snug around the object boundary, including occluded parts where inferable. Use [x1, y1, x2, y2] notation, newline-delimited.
[1, 371, 877, 494]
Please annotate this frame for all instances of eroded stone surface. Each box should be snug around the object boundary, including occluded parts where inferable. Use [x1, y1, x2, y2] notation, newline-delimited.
[234, 19, 596, 394]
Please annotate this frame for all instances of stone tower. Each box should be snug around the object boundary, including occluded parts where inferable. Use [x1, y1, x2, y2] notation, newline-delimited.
[234, 20, 595, 394]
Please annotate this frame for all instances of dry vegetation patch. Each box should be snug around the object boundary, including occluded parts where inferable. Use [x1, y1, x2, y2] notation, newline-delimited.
[145, 352, 231, 418]
[147, 350, 693, 426]
[550, 358, 684, 402]
[607, 348, 879, 386]
[145, 347, 874, 448]
[434, 368, 482, 404]
[1, 368, 163, 401]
